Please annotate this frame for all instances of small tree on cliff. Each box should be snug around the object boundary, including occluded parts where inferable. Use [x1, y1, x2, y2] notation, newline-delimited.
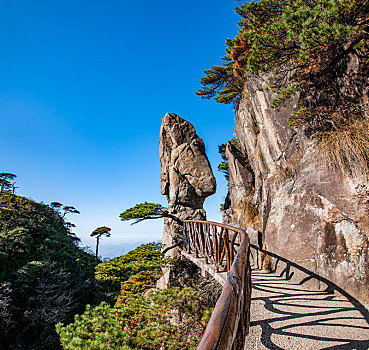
[120, 203, 183, 253]
[61, 205, 80, 218]
[49, 202, 80, 241]
[119, 202, 181, 225]
[217, 137, 239, 183]
[50, 202, 63, 212]
[90, 226, 111, 261]
[49, 202, 80, 219]
[0, 173, 17, 197]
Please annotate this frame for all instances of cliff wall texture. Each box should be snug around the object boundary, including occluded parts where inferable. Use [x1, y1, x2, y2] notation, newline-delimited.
[224, 75, 369, 303]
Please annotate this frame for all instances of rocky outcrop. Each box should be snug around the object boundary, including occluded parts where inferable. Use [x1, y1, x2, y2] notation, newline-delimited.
[158, 113, 216, 288]
[225, 75, 369, 303]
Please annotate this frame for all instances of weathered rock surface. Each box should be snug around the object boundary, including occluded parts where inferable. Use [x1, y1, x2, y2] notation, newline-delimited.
[158, 113, 216, 288]
[225, 75, 369, 303]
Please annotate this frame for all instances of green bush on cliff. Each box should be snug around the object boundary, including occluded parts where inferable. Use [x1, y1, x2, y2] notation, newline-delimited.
[94, 242, 164, 283]
[57, 287, 212, 350]
[198, 0, 368, 107]
[198, 0, 369, 175]
[0, 192, 101, 349]
[94, 242, 167, 304]
[217, 136, 239, 182]
[57, 244, 212, 350]
[114, 269, 162, 307]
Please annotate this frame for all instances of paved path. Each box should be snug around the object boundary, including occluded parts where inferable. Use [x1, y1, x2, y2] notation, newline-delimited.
[247, 269, 369, 350]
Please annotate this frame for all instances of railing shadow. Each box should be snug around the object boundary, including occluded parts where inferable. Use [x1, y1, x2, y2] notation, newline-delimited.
[249, 245, 369, 350]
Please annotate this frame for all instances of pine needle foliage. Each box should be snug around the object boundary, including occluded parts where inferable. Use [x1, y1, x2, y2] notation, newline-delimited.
[94, 243, 164, 283]
[199, 0, 369, 107]
[196, 56, 245, 107]
[57, 287, 212, 350]
[119, 202, 168, 225]
[57, 244, 212, 350]
[198, 0, 369, 176]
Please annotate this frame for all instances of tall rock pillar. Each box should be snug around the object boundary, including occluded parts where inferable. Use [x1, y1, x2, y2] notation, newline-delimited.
[157, 113, 216, 288]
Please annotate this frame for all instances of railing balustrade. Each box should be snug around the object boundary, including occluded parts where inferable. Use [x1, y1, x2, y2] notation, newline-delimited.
[183, 220, 251, 350]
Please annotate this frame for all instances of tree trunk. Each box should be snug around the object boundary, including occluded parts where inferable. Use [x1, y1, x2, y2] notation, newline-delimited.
[0, 180, 4, 197]
[95, 236, 100, 261]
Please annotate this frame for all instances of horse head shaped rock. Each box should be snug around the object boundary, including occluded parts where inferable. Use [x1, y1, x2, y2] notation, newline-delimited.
[160, 113, 216, 219]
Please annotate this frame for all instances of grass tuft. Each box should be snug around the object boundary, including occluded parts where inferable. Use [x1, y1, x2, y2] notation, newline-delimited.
[317, 118, 369, 178]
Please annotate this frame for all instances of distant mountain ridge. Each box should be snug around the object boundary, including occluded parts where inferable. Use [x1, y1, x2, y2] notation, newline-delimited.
[99, 241, 146, 260]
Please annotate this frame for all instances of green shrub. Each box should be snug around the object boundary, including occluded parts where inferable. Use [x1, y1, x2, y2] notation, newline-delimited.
[0, 193, 99, 349]
[114, 270, 161, 307]
[94, 243, 165, 283]
[57, 287, 212, 350]
[218, 137, 240, 182]
[58, 241, 213, 350]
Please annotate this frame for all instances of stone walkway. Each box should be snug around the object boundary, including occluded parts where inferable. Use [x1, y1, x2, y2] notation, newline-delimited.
[247, 269, 369, 350]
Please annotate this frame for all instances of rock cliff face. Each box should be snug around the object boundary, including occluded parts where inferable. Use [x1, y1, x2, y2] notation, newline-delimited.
[158, 113, 216, 288]
[224, 75, 369, 303]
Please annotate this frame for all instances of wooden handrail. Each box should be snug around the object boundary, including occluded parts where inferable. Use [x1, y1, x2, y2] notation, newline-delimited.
[183, 220, 251, 350]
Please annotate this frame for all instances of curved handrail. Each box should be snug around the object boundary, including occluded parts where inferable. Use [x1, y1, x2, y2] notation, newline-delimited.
[183, 220, 251, 350]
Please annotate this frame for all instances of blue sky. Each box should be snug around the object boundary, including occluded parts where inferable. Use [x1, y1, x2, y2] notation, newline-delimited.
[0, 0, 240, 257]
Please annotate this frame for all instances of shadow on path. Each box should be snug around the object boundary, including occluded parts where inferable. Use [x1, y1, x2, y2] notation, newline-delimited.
[248, 246, 369, 350]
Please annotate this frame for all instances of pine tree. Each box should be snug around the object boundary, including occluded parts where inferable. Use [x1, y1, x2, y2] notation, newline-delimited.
[90, 226, 111, 261]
